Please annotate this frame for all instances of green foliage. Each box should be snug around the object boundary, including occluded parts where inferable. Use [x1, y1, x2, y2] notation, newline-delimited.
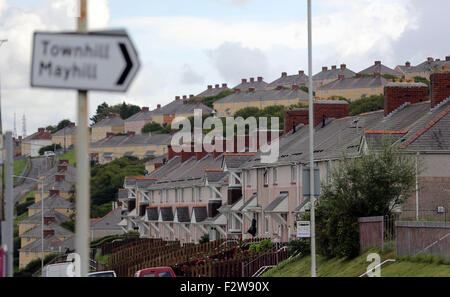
[90, 156, 145, 207]
[413, 76, 431, 89]
[232, 105, 285, 131]
[191, 90, 234, 108]
[348, 95, 384, 116]
[15, 253, 60, 277]
[141, 122, 166, 134]
[199, 234, 210, 244]
[39, 144, 62, 155]
[16, 198, 35, 217]
[90, 101, 141, 125]
[382, 74, 398, 80]
[95, 253, 110, 265]
[315, 143, 416, 259]
[287, 239, 311, 256]
[55, 119, 71, 132]
[249, 239, 274, 255]
[60, 219, 75, 232]
[91, 203, 113, 219]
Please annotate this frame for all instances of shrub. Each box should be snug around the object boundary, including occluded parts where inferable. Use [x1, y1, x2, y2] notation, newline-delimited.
[287, 239, 311, 256]
[199, 234, 210, 244]
[249, 239, 274, 255]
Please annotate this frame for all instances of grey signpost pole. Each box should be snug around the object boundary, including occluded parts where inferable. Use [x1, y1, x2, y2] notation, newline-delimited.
[75, 0, 90, 277]
[4, 132, 13, 276]
[307, 0, 317, 277]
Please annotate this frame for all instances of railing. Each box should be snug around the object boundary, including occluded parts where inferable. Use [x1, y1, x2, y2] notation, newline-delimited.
[359, 259, 396, 277]
[241, 246, 289, 277]
[416, 233, 450, 258]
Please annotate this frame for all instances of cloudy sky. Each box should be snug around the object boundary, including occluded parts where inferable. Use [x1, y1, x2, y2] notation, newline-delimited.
[1, 0, 449, 136]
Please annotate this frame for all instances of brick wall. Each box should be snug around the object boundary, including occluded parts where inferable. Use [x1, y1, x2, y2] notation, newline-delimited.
[384, 84, 429, 116]
[430, 71, 450, 108]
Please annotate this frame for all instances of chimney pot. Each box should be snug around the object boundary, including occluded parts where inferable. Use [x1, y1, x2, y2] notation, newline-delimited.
[331, 65, 337, 70]
[175, 96, 180, 101]
[340, 64, 346, 69]
[157, 104, 161, 109]
[182, 95, 187, 100]
[281, 72, 287, 77]
[142, 107, 149, 112]
[299, 70, 304, 75]
[190, 95, 194, 99]
[38, 128, 45, 133]
[207, 85, 212, 89]
[427, 57, 434, 62]
[222, 83, 227, 88]
[257, 77, 263, 82]
[215, 84, 220, 88]
[405, 61, 411, 67]
[446, 56, 450, 62]
[241, 78, 247, 84]
[375, 61, 381, 65]
[322, 66, 328, 71]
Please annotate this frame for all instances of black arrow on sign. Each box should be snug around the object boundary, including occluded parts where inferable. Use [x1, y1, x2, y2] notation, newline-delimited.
[117, 42, 132, 86]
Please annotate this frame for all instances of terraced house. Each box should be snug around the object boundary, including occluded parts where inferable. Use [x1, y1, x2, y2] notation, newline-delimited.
[395, 56, 450, 79]
[233, 77, 268, 91]
[313, 64, 356, 89]
[21, 128, 52, 157]
[51, 122, 77, 149]
[116, 68, 450, 243]
[196, 83, 230, 98]
[90, 132, 171, 164]
[213, 86, 309, 117]
[91, 113, 125, 142]
[124, 107, 154, 135]
[266, 71, 309, 89]
[316, 72, 388, 101]
[359, 60, 402, 77]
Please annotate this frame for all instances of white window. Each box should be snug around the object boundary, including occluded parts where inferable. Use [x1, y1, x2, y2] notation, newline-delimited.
[264, 169, 269, 186]
[291, 165, 297, 183]
[192, 187, 195, 202]
[264, 215, 270, 234]
[160, 190, 163, 203]
[273, 168, 278, 184]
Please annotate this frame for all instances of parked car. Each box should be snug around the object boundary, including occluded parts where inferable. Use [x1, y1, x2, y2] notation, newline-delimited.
[88, 271, 117, 277]
[135, 267, 176, 277]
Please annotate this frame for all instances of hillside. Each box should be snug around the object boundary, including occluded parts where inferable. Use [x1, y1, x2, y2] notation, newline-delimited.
[262, 249, 450, 277]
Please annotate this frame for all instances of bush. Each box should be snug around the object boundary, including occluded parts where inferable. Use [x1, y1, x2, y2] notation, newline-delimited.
[39, 144, 62, 155]
[348, 95, 384, 116]
[249, 239, 274, 255]
[287, 239, 311, 256]
[199, 234, 209, 244]
[16, 199, 35, 216]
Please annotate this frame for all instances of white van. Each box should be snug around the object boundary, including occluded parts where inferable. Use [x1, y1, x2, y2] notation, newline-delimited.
[41, 262, 75, 277]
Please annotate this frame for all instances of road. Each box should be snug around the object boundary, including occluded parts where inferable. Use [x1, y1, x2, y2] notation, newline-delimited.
[14, 157, 51, 204]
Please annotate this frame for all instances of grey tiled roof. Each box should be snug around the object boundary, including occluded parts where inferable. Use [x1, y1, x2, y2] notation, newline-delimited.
[52, 125, 77, 136]
[294, 197, 310, 213]
[192, 206, 207, 223]
[21, 223, 74, 238]
[93, 116, 124, 127]
[223, 154, 256, 169]
[317, 76, 387, 90]
[267, 72, 309, 88]
[240, 194, 257, 211]
[196, 85, 230, 98]
[145, 154, 168, 165]
[160, 207, 174, 222]
[91, 209, 122, 231]
[233, 79, 268, 91]
[264, 192, 289, 212]
[20, 210, 70, 225]
[19, 235, 74, 253]
[206, 171, 227, 183]
[215, 88, 308, 104]
[146, 207, 159, 221]
[313, 67, 356, 81]
[153, 99, 213, 115]
[44, 180, 74, 193]
[359, 62, 402, 76]
[175, 207, 191, 223]
[91, 133, 172, 148]
[365, 133, 405, 149]
[125, 110, 154, 122]
[399, 59, 450, 74]
[29, 195, 74, 210]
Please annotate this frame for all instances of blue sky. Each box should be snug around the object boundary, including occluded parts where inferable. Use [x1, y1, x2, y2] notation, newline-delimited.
[1, 0, 450, 135]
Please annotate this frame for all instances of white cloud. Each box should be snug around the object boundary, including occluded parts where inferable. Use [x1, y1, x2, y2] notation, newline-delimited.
[181, 64, 205, 85]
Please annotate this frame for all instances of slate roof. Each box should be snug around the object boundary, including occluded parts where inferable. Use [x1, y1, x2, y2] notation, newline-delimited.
[20, 210, 70, 225]
[93, 115, 124, 127]
[160, 207, 174, 222]
[153, 99, 213, 115]
[317, 76, 387, 90]
[264, 192, 289, 212]
[398, 58, 450, 74]
[145, 154, 168, 166]
[359, 61, 402, 76]
[91, 209, 122, 231]
[52, 125, 77, 136]
[215, 88, 308, 104]
[294, 197, 310, 213]
[91, 133, 171, 148]
[28, 195, 74, 210]
[19, 235, 74, 253]
[21, 223, 74, 238]
[240, 194, 257, 211]
[192, 206, 208, 223]
[125, 110, 154, 122]
[206, 171, 227, 183]
[313, 66, 356, 81]
[233, 78, 268, 91]
[267, 72, 309, 88]
[146, 207, 159, 221]
[43, 180, 74, 193]
[223, 154, 256, 169]
[175, 207, 191, 223]
[146, 156, 182, 180]
[196, 85, 230, 98]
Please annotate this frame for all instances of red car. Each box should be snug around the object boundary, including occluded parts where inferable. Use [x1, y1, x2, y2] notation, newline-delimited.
[135, 267, 176, 277]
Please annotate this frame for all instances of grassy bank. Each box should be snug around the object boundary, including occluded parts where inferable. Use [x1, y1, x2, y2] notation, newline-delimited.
[58, 150, 76, 165]
[262, 249, 450, 277]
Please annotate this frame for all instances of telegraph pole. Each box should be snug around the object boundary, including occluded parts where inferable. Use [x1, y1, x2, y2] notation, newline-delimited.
[307, 0, 317, 277]
[0, 39, 8, 223]
[75, 0, 90, 277]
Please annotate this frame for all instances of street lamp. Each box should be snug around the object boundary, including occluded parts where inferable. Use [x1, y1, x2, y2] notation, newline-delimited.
[13, 175, 45, 273]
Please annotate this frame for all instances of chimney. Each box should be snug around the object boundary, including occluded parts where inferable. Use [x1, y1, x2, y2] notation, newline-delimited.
[331, 65, 337, 70]
[338, 74, 345, 80]
[234, 88, 241, 93]
[375, 61, 381, 65]
[183, 99, 188, 105]
[189, 95, 194, 99]
[49, 189, 60, 196]
[108, 113, 117, 119]
[292, 85, 299, 90]
[208, 85, 213, 89]
[55, 175, 65, 182]
[44, 229, 55, 238]
[250, 78, 255, 82]
[106, 132, 115, 138]
[18, 136, 22, 141]
[57, 165, 67, 172]
[257, 77, 263, 82]
[222, 83, 227, 88]
[182, 95, 187, 100]
[44, 216, 56, 225]
[127, 131, 136, 137]
[313, 100, 349, 127]
[215, 84, 220, 88]
[436, 59, 441, 62]
[405, 61, 411, 67]
[384, 83, 429, 116]
[281, 72, 287, 77]
[276, 85, 284, 90]
[446, 56, 450, 62]
[142, 107, 149, 112]
[299, 70, 304, 75]
[248, 87, 255, 92]
[181, 144, 196, 163]
[241, 78, 247, 84]
[427, 57, 434, 62]
[322, 66, 328, 71]
[38, 128, 45, 133]
[175, 96, 181, 101]
[157, 104, 161, 109]
[168, 144, 181, 160]
[68, 122, 75, 128]
[374, 72, 381, 78]
[430, 71, 450, 108]
[355, 73, 362, 78]
[340, 64, 346, 70]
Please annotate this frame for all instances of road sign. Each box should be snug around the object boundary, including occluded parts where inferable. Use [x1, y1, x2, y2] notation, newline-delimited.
[297, 221, 311, 238]
[31, 31, 140, 92]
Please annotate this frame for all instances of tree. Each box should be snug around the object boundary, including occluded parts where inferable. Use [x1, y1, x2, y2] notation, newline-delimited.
[315, 141, 416, 258]
[90, 102, 110, 125]
[90, 102, 141, 125]
[55, 119, 71, 132]
[118, 102, 141, 120]
[39, 144, 62, 155]
[348, 95, 384, 116]
[141, 122, 165, 134]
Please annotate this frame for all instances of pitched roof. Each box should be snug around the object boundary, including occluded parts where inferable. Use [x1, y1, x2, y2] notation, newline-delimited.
[91, 208, 122, 231]
[359, 62, 401, 76]
[29, 195, 74, 210]
[264, 192, 289, 212]
[233, 78, 268, 91]
[174, 207, 191, 223]
[91, 133, 172, 148]
[125, 110, 154, 122]
[145, 154, 168, 166]
[223, 154, 255, 169]
[215, 88, 308, 104]
[152, 99, 213, 115]
[313, 66, 356, 81]
[267, 72, 309, 88]
[19, 235, 74, 253]
[20, 210, 71, 225]
[43, 180, 74, 193]
[52, 125, 77, 137]
[398, 58, 450, 74]
[21, 223, 73, 238]
[317, 76, 387, 90]
[206, 171, 227, 183]
[196, 85, 230, 98]
[93, 115, 124, 127]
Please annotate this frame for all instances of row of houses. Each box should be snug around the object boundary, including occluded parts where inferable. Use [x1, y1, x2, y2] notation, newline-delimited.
[117, 68, 450, 244]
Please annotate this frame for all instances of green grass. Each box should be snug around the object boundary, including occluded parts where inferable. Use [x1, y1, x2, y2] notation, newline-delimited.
[13, 158, 27, 183]
[262, 249, 450, 277]
[58, 150, 76, 165]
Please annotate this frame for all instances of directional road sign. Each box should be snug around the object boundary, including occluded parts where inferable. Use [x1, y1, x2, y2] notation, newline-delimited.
[31, 31, 140, 92]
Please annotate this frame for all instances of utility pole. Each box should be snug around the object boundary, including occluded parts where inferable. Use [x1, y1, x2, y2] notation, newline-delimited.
[1, 132, 13, 276]
[75, 0, 90, 277]
[0, 39, 8, 223]
[307, 0, 317, 277]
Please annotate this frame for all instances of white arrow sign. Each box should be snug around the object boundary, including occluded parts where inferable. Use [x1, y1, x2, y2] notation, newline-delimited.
[31, 31, 140, 92]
